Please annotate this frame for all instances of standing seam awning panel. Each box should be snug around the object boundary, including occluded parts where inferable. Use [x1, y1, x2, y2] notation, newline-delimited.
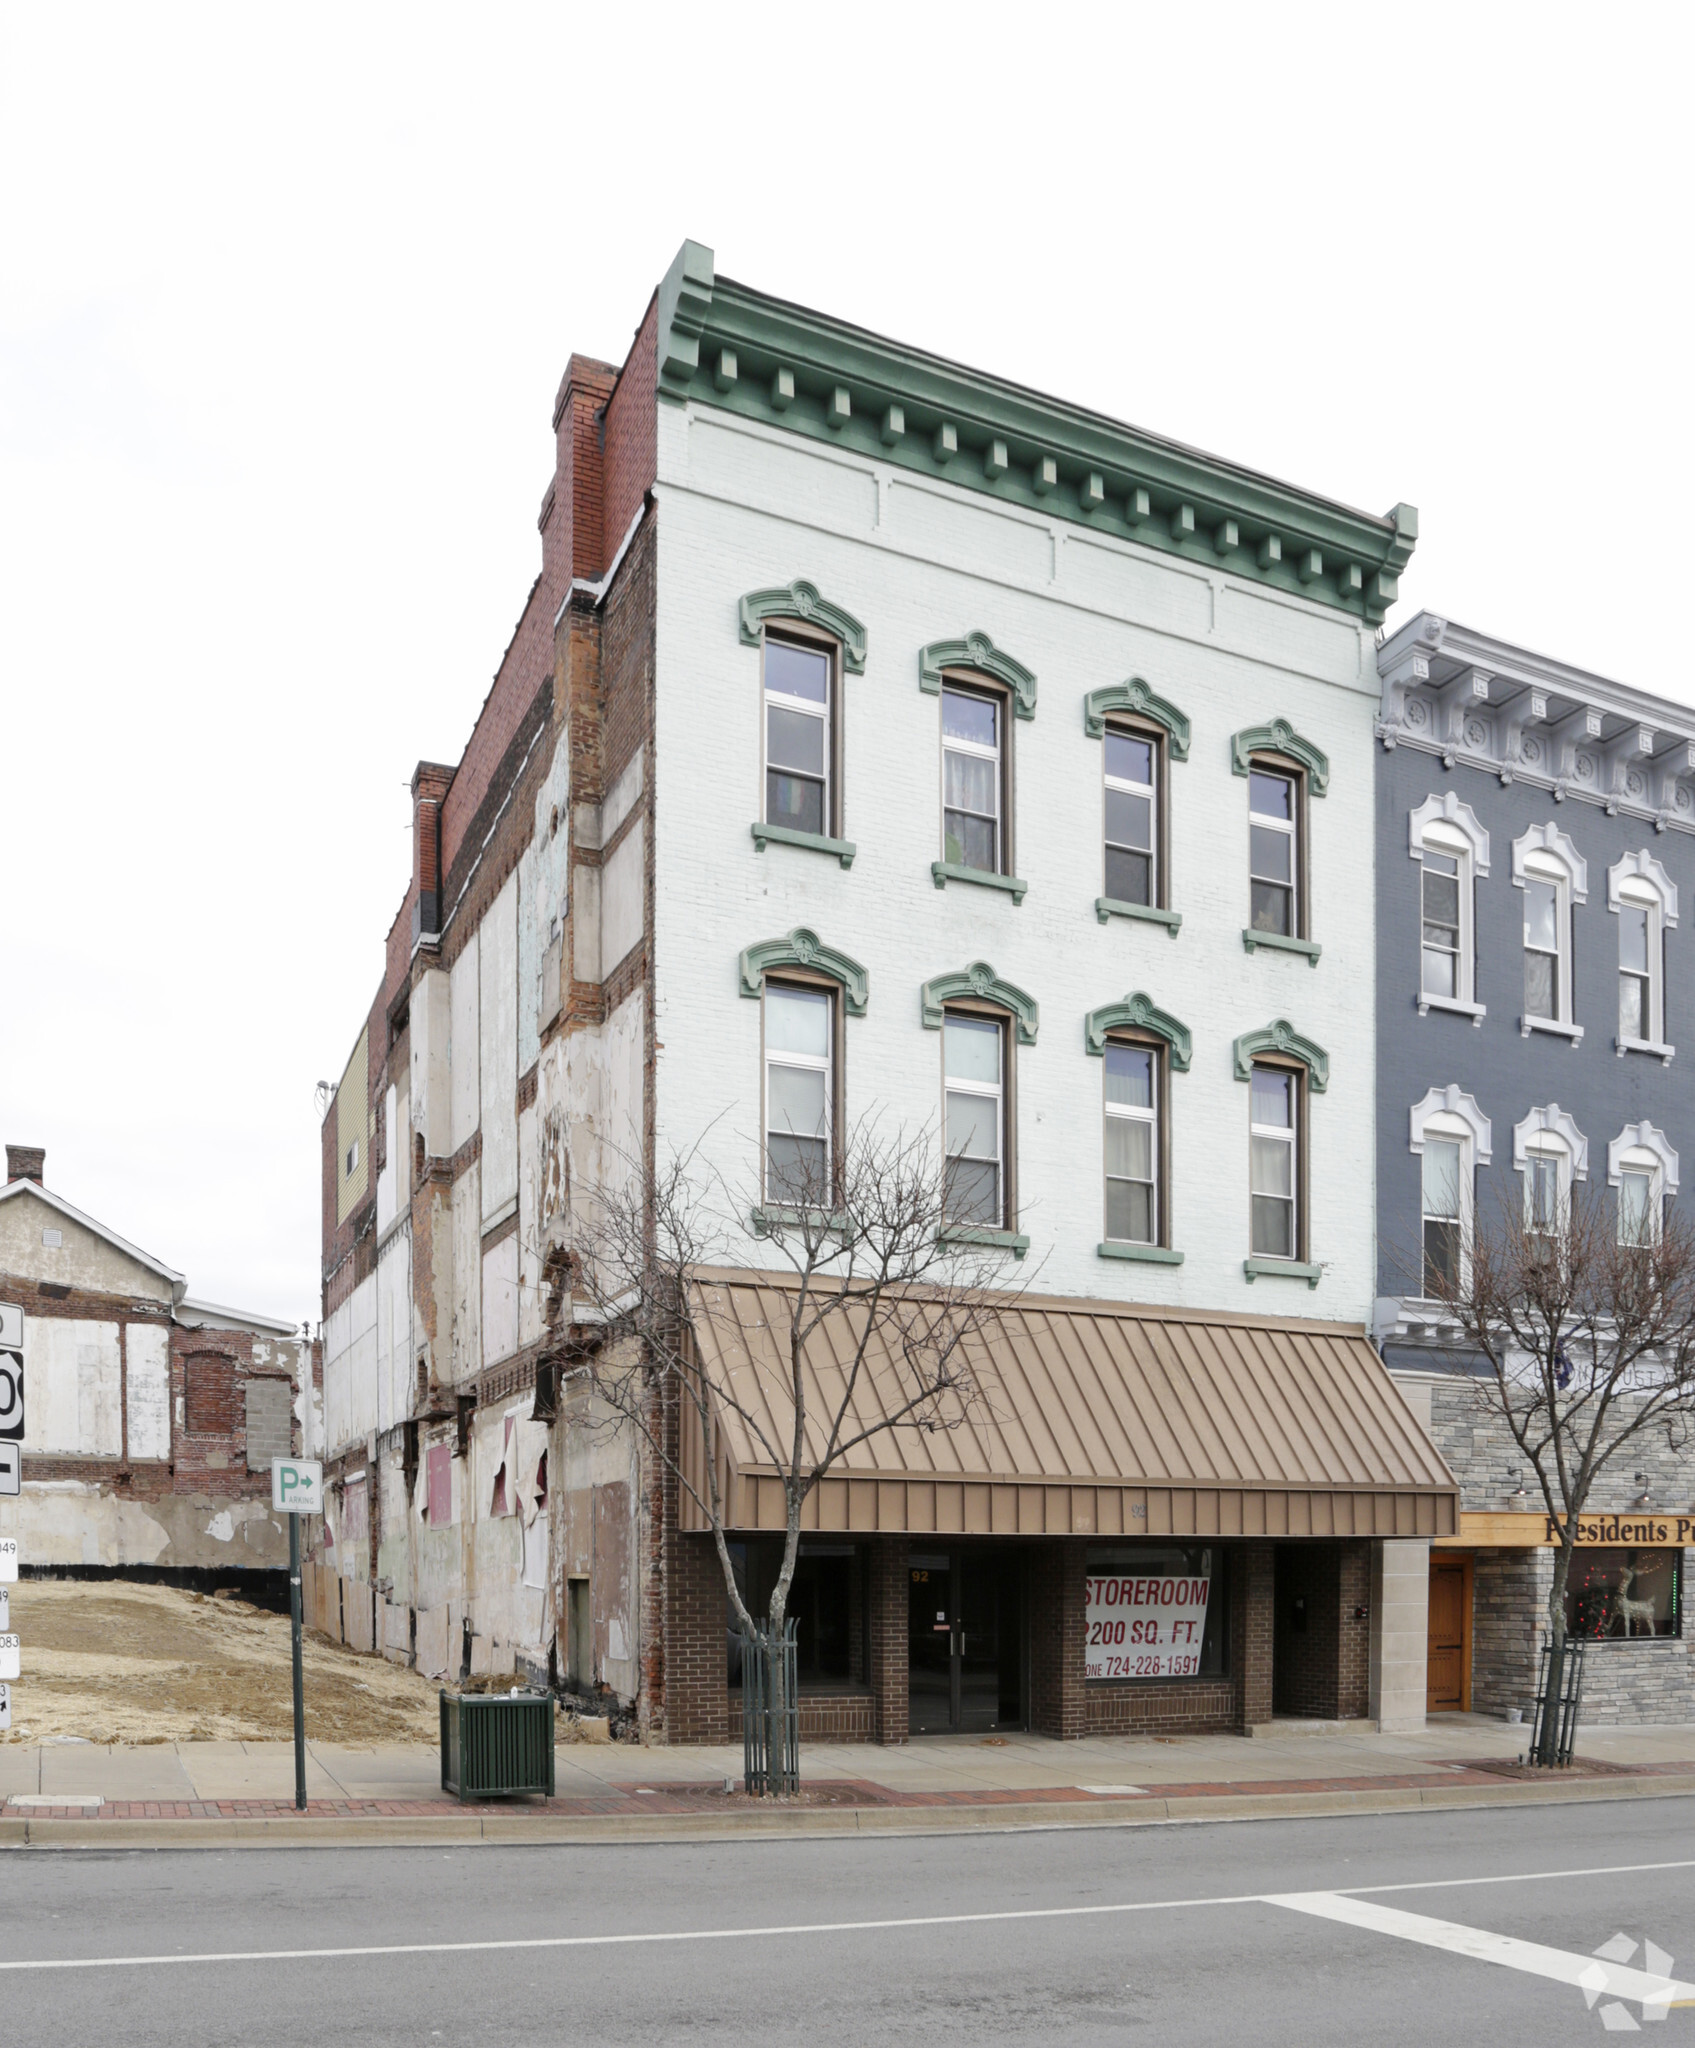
[681, 1272, 1458, 1532]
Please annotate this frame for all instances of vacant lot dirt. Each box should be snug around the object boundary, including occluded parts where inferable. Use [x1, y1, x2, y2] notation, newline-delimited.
[2, 1580, 442, 1745]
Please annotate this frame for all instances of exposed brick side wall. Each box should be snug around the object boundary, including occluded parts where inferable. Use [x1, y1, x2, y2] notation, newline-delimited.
[1271, 1542, 1369, 1719]
[1338, 1541, 1371, 1718]
[601, 299, 657, 555]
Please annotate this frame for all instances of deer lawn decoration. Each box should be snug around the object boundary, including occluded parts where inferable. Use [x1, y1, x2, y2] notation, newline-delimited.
[1613, 1564, 1658, 1638]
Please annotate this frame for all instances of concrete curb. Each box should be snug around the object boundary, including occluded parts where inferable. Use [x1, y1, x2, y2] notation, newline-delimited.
[4, 1771, 1693, 1850]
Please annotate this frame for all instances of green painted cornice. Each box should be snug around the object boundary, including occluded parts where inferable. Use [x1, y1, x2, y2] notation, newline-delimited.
[1084, 678, 1191, 757]
[1230, 718, 1330, 795]
[656, 243, 1415, 624]
[1084, 993, 1192, 1069]
[739, 927, 868, 1014]
[1232, 1019, 1330, 1091]
[919, 632, 1037, 719]
[920, 962, 1039, 1043]
[739, 580, 867, 672]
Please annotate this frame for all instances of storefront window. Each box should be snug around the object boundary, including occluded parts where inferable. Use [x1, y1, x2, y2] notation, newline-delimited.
[725, 1539, 868, 1687]
[1563, 1549, 1680, 1640]
[1085, 1545, 1228, 1680]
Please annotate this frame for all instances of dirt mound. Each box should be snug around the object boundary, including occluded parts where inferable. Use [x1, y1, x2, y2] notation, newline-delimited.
[3, 1579, 443, 1745]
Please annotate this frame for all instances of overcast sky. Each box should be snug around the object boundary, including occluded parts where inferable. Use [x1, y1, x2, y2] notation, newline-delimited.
[4, 5, 1689, 1322]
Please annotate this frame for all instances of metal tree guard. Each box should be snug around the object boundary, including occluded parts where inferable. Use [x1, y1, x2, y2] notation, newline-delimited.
[1528, 1635, 1586, 1767]
[740, 1620, 799, 1796]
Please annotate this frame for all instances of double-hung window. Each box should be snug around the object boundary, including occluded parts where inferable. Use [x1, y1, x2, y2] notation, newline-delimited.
[1103, 1043, 1160, 1246]
[943, 1013, 1005, 1227]
[1421, 851, 1462, 999]
[763, 637, 834, 838]
[1248, 769, 1299, 938]
[1617, 886, 1661, 1045]
[1619, 1162, 1656, 1246]
[1523, 871, 1563, 1022]
[1524, 1142, 1564, 1235]
[1103, 731, 1158, 908]
[1249, 1065, 1299, 1260]
[764, 982, 834, 1206]
[942, 688, 1004, 874]
[1421, 1139, 1463, 1295]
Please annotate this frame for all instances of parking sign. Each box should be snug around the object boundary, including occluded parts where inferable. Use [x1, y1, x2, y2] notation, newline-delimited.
[271, 1459, 323, 1514]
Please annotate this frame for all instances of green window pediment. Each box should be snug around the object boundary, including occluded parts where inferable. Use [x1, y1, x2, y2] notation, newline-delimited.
[1232, 1019, 1329, 1091]
[739, 928, 868, 1014]
[1083, 679, 1191, 758]
[920, 962, 1039, 1043]
[1230, 719, 1329, 795]
[1084, 993, 1192, 1070]
[919, 633, 1036, 720]
[739, 581, 866, 672]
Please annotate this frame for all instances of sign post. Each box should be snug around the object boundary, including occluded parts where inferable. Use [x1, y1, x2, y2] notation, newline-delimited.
[271, 1458, 322, 1812]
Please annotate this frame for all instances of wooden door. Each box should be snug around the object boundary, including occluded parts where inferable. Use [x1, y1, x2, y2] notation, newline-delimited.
[1427, 1556, 1470, 1712]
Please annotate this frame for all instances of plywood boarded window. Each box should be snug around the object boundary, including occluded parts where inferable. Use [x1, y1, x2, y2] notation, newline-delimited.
[427, 1443, 453, 1526]
[244, 1377, 293, 1471]
[183, 1352, 236, 1435]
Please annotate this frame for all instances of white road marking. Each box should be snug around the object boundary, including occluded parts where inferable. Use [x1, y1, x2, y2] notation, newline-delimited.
[0, 1854, 1690, 1975]
[1267, 1891, 1695, 2017]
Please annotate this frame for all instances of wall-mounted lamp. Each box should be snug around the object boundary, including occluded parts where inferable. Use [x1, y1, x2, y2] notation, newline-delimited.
[1633, 1472, 1654, 1509]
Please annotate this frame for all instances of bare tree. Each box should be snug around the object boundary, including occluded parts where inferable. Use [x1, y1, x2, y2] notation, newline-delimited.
[1422, 1180, 1695, 1763]
[559, 1119, 1030, 1792]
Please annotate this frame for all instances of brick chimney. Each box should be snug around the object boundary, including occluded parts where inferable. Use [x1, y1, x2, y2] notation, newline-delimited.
[6, 1145, 45, 1185]
[410, 761, 454, 947]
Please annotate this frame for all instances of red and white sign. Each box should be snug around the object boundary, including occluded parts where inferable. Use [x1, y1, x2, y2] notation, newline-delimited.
[1085, 1572, 1211, 1679]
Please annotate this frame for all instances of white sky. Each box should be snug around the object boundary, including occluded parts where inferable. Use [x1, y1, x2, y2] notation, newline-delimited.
[4, 5, 1689, 1323]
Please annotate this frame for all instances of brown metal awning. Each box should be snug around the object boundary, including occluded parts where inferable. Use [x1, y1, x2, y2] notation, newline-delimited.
[680, 1270, 1458, 1541]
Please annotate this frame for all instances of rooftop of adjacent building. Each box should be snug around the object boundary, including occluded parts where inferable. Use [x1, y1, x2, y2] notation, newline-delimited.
[1, 1143, 304, 1338]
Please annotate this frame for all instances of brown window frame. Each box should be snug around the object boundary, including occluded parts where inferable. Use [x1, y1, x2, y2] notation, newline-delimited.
[760, 623, 844, 841]
[1102, 1030, 1171, 1249]
[1101, 716, 1170, 912]
[759, 971, 845, 1209]
[939, 671, 1016, 878]
[940, 1000, 1017, 1231]
[1246, 751, 1311, 942]
[1248, 1054, 1309, 1264]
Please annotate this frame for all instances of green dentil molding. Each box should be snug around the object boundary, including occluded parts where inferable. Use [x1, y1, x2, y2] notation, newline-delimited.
[653, 242, 1416, 625]
[1083, 993, 1192, 1069]
[920, 962, 1039, 1044]
[1083, 678, 1191, 757]
[739, 928, 869, 1015]
[1231, 1019, 1330, 1092]
[919, 633, 1037, 720]
[738, 581, 867, 672]
[1230, 719, 1330, 796]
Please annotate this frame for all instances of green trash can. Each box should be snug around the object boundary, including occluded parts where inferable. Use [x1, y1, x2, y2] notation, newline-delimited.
[439, 1689, 557, 1802]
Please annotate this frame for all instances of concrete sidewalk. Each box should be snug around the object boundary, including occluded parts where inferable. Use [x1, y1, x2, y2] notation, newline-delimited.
[3, 1714, 1692, 1846]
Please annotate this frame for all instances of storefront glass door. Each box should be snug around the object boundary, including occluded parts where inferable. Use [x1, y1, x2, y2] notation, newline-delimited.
[908, 1550, 1023, 1734]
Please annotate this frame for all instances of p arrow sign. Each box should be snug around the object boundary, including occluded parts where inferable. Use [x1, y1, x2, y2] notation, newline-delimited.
[271, 1459, 323, 1514]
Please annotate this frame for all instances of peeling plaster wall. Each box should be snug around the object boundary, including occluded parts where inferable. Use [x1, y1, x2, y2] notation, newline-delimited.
[375, 1221, 412, 1435]
[0, 1485, 289, 1569]
[448, 1161, 482, 1385]
[126, 1322, 170, 1460]
[479, 874, 519, 1221]
[24, 1318, 122, 1457]
[411, 969, 452, 1157]
[480, 1232, 519, 1363]
[517, 1101, 542, 1349]
[449, 930, 480, 1154]
[518, 733, 572, 1080]
[323, 1272, 377, 1457]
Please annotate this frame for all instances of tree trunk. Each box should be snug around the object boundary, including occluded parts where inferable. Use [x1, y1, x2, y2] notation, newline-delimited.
[1535, 1538, 1576, 1768]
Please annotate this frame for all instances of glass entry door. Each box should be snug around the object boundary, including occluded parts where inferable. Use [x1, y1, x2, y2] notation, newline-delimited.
[908, 1550, 1024, 1735]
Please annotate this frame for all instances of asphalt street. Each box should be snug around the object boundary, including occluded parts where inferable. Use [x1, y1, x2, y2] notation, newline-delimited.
[2, 1797, 1693, 2044]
